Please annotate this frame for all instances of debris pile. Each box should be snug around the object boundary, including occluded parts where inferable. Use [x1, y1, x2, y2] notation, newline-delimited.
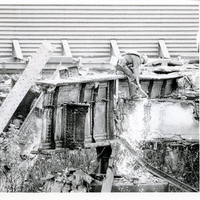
[41, 168, 94, 192]
[0, 53, 199, 192]
[0, 74, 20, 105]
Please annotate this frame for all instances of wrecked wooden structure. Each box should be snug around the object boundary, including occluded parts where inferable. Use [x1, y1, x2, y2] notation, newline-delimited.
[0, 37, 199, 193]
[0, 4, 199, 193]
[36, 72, 188, 150]
[35, 69, 198, 192]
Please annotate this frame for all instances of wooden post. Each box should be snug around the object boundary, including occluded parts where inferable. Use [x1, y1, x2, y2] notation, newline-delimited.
[61, 40, 73, 58]
[158, 40, 170, 59]
[101, 142, 119, 192]
[12, 40, 24, 60]
[41, 86, 56, 149]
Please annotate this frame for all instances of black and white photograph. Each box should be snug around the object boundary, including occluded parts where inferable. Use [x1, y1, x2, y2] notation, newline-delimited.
[0, 0, 199, 196]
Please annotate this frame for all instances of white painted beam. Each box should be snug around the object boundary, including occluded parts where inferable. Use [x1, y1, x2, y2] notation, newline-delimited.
[12, 40, 24, 60]
[158, 40, 170, 59]
[0, 41, 55, 134]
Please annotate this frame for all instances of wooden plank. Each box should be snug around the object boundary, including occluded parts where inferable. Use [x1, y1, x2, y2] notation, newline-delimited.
[61, 40, 73, 58]
[110, 40, 120, 66]
[0, 41, 55, 134]
[158, 40, 170, 59]
[19, 63, 63, 138]
[36, 73, 183, 87]
[110, 40, 120, 57]
[48, 56, 73, 63]
[12, 40, 24, 60]
[101, 143, 118, 192]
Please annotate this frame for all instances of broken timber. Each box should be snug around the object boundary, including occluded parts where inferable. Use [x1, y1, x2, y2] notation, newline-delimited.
[0, 41, 55, 134]
[110, 40, 120, 66]
[152, 59, 183, 67]
[101, 142, 119, 192]
[61, 40, 73, 58]
[12, 40, 24, 61]
[158, 40, 170, 59]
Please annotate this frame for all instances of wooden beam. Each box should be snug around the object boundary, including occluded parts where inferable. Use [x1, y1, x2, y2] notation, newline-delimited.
[158, 40, 170, 59]
[110, 40, 120, 66]
[101, 142, 119, 192]
[84, 139, 119, 148]
[110, 40, 120, 57]
[0, 41, 55, 134]
[48, 56, 74, 63]
[61, 40, 73, 58]
[152, 59, 183, 66]
[12, 40, 24, 60]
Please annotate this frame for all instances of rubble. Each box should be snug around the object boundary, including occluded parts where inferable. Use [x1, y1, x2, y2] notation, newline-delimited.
[0, 47, 199, 192]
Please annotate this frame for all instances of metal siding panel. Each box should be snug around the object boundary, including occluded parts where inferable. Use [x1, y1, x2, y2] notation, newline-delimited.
[0, 4, 199, 59]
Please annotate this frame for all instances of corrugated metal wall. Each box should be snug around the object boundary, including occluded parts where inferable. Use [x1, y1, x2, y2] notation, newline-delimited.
[0, 4, 199, 59]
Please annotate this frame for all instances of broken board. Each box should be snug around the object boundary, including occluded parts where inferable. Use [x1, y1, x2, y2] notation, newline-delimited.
[0, 41, 55, 133]
[158, 40, 170, 59]
[101, 142, 119, 192]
